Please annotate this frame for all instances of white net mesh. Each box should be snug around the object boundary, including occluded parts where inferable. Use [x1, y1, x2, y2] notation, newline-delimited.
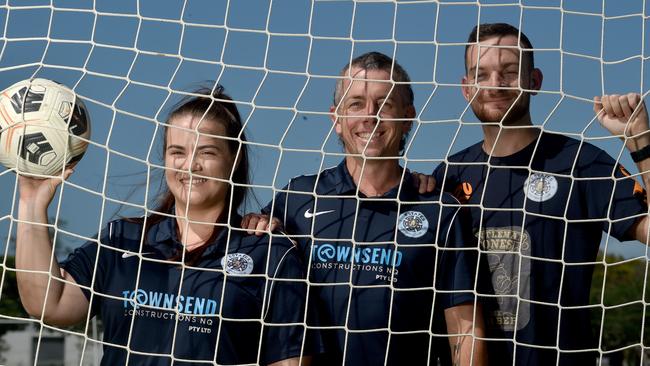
[0, 0, 649, 365]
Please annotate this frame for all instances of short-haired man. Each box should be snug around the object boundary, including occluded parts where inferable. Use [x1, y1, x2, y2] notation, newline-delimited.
[245, 52, 486, 365]
[433, 23, 649, 365]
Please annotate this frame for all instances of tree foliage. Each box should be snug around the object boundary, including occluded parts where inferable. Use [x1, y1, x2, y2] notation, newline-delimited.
[0, 218, 75, 338]
[0, 256, 30, 338]
[590, 252, 649, 363]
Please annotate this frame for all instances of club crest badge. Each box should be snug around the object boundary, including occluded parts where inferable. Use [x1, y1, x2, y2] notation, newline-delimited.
[398, 211, 429, 238]
[221, 253, 254, 275]
[524, 173, 558, 202]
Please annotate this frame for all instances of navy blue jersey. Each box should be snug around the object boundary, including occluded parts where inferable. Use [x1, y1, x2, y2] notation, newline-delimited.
[263, 161, 478, 366]
[433, 132, 647, 365]
[61, 214, 307, 366]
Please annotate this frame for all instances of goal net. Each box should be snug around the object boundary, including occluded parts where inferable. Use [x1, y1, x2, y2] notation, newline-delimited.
[0, 0, 648, 365]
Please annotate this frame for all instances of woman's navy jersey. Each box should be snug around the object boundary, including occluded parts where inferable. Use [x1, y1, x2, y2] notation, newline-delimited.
[263, 161, 478, 366]
[61, 215, 307, 366]
[433, 132, 647, 365]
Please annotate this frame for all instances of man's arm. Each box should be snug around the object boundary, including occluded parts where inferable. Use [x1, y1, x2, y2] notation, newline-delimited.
[269, 356, 309, 366]
[269, 357, 298, 366]
[242, 182, 292, 235]
[594, 93, 650, 243]
[444, 302, 487, 366]
[241, 213, 283, 236]
[411, 171, 437, 194]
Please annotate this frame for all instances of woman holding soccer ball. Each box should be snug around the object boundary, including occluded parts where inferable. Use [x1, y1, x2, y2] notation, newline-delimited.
[15, 86, 309, 365]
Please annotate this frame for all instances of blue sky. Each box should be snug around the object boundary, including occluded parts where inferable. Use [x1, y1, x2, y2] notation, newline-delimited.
[0, 0, 649, 259]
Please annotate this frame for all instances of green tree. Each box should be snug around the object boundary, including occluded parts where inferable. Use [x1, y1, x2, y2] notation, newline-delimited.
[0, 256, 30, 346]
[590, 252, 648, 364]
[0, 257, 29, 318]
[0, 217, 75, 337]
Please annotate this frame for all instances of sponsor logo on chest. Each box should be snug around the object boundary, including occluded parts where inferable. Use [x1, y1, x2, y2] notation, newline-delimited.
[121, 290, 219, 333]
[310, 243, 403, 283]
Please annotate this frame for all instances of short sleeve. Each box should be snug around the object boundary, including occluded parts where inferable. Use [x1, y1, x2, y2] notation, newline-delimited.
[433, 162, 450, 191]
[581, 151, 647, 241]
[262, 183, 289, 222]
[60, 231, 106, 316]
[436, 205, 478, 309]
[433, 162, 468, 202]
[261, 238, 316, 364]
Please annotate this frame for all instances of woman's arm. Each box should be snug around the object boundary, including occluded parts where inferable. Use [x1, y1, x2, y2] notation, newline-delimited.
[15, 172, 89, 326]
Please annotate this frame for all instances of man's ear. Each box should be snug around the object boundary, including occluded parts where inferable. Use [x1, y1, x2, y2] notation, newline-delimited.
[529, 68, 543, 95]
[461, 75, 472, 102]
[330, 104, 341, 135]
[399, 104, 415, 136]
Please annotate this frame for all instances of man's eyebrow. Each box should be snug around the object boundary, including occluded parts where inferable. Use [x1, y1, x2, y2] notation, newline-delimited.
[196, 144, 221, 150]
[468, 61, 520, 74]
[166, 144, 184, 150]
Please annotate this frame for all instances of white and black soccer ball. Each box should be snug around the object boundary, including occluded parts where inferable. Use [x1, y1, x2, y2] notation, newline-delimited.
[0, 78, 91, 176]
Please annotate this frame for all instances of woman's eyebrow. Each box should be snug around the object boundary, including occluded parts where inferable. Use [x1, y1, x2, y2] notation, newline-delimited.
[196, 144, 221, 150]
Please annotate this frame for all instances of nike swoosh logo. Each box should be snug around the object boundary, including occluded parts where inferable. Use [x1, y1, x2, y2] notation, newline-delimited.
[304, 209, 335, 219]
[121, 252, 154, 259]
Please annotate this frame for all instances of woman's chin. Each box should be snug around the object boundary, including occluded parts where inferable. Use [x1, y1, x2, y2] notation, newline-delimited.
[176, 196, 229, 214]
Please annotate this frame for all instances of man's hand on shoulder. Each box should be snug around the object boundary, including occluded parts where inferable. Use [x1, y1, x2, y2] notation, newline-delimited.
[411, 172, 437, 194]
[594, 93, 650, 151]
[241, 213, 283, 236]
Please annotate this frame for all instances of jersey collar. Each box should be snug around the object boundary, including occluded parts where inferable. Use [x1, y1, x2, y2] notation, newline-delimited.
[328, 160, 357, 195]
[146, 215, 181, 258]
[146, 211, 243, 259]
[482, 131, 544, 166]
[328, 159, 417, 200]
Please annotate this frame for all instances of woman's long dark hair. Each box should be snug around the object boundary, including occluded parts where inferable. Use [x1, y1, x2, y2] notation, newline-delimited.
[141, 85, 249, 264]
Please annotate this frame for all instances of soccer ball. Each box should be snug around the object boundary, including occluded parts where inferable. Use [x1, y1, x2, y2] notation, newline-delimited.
[0, 78, 91, 176]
